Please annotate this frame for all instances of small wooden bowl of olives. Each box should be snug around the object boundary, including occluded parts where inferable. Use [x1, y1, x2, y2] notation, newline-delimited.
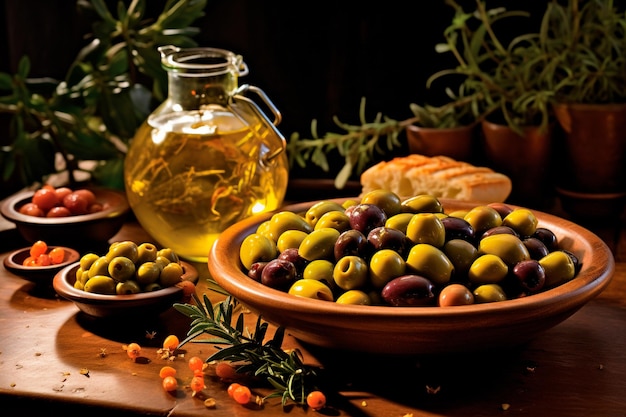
[0, 186, 130, 246]
[53, 241, 199, 319]
[209, 193, 615, 355]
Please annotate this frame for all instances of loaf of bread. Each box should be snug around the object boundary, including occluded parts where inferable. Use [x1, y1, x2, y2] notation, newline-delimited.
[360, 154, 512, 203]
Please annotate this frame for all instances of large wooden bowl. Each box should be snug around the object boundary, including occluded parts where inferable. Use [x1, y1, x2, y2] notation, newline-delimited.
[209, 199, 615, 355]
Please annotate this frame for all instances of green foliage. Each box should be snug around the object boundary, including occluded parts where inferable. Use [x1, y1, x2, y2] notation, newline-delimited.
[428, 0, 553, 134]
[173, 294, 321, 406]
[537, 0, 626, 104]
[287, 98, 417, 189]
[0, 0, 207, 193]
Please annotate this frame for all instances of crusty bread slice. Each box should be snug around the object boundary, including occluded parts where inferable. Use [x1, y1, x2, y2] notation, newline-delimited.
[360, 154, 512, 203]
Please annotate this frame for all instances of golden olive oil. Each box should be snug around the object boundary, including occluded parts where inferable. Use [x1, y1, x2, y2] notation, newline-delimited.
[125, 111, 288, 262]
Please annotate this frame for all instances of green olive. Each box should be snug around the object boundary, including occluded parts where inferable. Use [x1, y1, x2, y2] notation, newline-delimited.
[478, 234, 530, 266]
[277, 229, 309, 253]
[77, 269, 90, 286]
[336, 289, 372, 305]
[539, 250, 576, 288]
[88, 256, 110, 278]
[84, 275, 116, 295]
[160, 262, 184, 287]
[464, 205, 503, 234]
[333, 255, 369, 290]
[298, 228, 341, 261]
[401, 194, 444, 214]
[369, 249, 406, 289]
[385, 213, 414, 234]
[74, 279, 84, 290]
[473, 284, 507, 303]
[107, 256, 136, 282]
[105, 241, 139, 263]
[255, 220, 272, 238]
[502, 208, 539, 237]
[468, 254, 508, 284]
[240, 233, 278, 270]
[447, 209, 469, 218]
[136, 242, 158, 264]
[443, 239, 478, 278]
[136, 261, 161, 285]
[360, 189, 402, 217]
[288, 279, 334, 301]
[342, 199, 359, 209]
[156, 247, 179, 264]
[304, 201, 346, 228]
[268, 211, 313, 241]
[155, 255, 171, 270]
[302, 259, 336, 289]
[143, 282, 163, 292]
[405, 213, 446, 248]
[116, 280, 141, 295]
[406, 243, 454, 286]
[314, 210, 351, 233]
[79, 253, 100, 271]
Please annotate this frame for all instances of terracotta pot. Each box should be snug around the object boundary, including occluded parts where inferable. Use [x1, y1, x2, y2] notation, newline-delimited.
[552, 102, 626, 194]
[405, 124, 477, 162]
[481, 120, 553, 207]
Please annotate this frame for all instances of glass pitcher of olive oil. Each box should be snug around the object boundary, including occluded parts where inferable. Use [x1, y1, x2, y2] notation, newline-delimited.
[124, 46, 288, 262]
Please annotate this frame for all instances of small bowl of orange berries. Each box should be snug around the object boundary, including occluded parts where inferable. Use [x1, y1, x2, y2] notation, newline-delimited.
[3, 240, 80, 284]
[0, 184, 130, 246]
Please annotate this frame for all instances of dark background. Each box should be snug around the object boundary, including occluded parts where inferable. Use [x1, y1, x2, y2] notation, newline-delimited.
[0, 0, 550, 182]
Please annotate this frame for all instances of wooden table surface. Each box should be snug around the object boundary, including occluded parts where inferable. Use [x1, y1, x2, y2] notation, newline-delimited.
[1, 201, 625, 417]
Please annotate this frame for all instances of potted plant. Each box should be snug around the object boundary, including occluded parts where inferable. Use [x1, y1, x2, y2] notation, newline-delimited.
[0, 0, 207, 197]
[535, 0, 626, 205]
[428, 0, 555, 207]
[287, 1, 553, 194]
[405, 84, 480, 163]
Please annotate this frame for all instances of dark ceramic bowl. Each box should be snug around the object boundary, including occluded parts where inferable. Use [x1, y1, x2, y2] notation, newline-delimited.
[209, 198, 615, 355]
[3, 246, 80, 284]
[0, 187, 130, 246]
[53, 261, 198, 319]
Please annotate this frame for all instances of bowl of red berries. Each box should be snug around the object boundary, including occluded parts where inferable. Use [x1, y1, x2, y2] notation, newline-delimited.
[1, 185, 130, 246]
[3, 240, 80, 284]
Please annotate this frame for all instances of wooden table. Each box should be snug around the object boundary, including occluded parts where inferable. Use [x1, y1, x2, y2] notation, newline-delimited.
[1, 206, 625, 417]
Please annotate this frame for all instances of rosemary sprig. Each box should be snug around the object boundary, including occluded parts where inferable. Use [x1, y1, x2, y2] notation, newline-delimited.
[287, 97, 419, 190]
[173, 293, 321, 406]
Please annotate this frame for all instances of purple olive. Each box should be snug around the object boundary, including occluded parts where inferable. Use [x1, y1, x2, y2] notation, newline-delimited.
[334, 229, 371, 261]
[367, 226, 409, 257]
[247, 261, 267, 282]
[523, 237, 550, 260]
[481, 225, 519, 239]
[441, 216, 475, 242]
[261, 258, 297, 290]
[381, 275, 436, 307]
[277, 247, 308, 278]
[487, 202, 515, 218]
[512, 259, 546, 293]
[533, 227, 559, 252]
[348, 204, 387, 236]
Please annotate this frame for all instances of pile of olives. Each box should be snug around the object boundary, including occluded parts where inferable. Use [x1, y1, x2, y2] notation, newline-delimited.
[74, 241, 184, 295]
[239, 189, 581, 307]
